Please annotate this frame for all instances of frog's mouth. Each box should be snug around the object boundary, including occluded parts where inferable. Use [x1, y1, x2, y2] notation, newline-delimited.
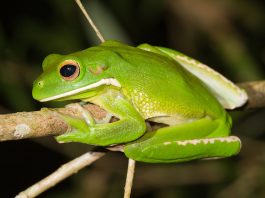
[39, 78, 121, 102]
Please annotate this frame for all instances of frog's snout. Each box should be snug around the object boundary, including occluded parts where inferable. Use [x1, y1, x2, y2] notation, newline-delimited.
[32, 79, 45, 101]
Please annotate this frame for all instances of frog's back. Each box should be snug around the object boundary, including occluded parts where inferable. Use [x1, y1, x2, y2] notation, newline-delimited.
[100, 42, 225, 122]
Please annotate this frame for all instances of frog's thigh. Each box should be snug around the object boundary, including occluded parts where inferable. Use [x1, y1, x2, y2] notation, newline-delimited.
[124, 118, 241, 163]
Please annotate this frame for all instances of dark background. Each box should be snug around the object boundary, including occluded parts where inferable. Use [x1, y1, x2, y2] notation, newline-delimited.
[0, 0, 265, 197]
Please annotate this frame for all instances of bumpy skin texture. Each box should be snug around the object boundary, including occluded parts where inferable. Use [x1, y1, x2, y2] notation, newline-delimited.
[33, 40, 243, 163]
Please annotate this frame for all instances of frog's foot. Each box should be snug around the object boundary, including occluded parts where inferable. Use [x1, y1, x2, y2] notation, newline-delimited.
[125, 136, 241, 163]
[55, 104, 95, 143]
[65, 103, 96, 125]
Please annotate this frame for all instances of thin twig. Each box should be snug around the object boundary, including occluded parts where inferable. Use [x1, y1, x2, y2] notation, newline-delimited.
[15, 149, 107, 198]
[75, 0, 105, 42]
[124, 159, 136, 198]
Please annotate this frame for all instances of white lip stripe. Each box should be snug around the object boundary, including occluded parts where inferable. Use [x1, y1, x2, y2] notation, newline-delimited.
[40, 78, 121, 102]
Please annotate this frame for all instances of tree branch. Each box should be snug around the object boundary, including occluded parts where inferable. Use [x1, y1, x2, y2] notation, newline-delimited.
[0, 104, 109, 141]
[1, 81, 265, 142]
[238, 81, 265, 109]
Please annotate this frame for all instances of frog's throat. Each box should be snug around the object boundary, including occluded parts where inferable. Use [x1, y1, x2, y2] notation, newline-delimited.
[39, 78, 121, 102]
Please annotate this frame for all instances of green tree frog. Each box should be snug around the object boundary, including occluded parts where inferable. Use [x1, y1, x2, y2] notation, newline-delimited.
[32, 40, 248, 163]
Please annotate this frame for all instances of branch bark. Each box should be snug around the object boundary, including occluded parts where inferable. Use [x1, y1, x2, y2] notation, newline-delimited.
[0, 104, 108, 141]
[1, 80, 265, 142]
[238, 81, 265, 109]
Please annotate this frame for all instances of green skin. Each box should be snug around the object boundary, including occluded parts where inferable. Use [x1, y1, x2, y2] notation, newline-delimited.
[32, 40, 247, 163]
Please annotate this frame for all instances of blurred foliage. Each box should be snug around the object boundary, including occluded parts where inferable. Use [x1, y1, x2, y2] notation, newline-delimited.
[0, 0, 265, 197]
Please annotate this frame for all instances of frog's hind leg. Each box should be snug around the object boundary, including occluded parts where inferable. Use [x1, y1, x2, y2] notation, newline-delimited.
[124, 118, 241, 163]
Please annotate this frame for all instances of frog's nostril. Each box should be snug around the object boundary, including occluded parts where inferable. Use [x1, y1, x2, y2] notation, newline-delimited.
[38, 80, 44, 88]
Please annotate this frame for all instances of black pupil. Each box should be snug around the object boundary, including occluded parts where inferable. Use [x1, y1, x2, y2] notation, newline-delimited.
[60, 64, 76, 77]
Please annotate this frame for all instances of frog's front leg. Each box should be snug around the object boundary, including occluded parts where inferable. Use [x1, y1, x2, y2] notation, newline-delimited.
[124, 117, 241, 163]
[56, 90, 146, 146]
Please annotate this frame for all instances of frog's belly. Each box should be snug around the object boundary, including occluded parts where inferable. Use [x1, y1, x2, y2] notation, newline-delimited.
[148, 115, 199, 126]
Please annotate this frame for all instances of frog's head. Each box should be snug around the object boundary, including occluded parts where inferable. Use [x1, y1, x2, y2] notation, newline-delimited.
[32, 43, 122, 102]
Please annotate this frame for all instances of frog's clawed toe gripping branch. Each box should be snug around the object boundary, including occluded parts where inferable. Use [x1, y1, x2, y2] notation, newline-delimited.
[55, 103, 95, 143]
[66, 103, 96, 126]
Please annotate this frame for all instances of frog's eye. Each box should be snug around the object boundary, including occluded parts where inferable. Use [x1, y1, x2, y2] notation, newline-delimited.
[59, 60, 80, 81]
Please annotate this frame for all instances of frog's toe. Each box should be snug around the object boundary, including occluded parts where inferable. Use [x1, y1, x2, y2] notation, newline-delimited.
[66, 103, 95, 125]
[56, 130, 89, 143]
